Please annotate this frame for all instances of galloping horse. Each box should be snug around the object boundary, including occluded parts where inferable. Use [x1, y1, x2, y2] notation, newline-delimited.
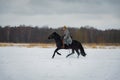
[48, 32, 86, 58]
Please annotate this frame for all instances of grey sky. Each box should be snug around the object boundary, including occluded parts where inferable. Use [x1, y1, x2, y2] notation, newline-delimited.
[0, 0, 120, 29]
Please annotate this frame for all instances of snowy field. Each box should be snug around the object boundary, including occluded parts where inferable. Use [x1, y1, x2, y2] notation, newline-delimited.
[0, 46, 120, 80]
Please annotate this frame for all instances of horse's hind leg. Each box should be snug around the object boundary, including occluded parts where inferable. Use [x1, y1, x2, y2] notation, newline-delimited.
[79, 43, 86, 57]
[75, 49, 80, 58]
[66, 49, 74, 58]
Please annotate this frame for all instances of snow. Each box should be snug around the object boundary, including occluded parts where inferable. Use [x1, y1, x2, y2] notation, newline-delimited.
[0, 46, 120, 80]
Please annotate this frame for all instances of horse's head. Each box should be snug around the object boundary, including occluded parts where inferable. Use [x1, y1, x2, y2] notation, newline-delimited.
[48, 32, 57, 39]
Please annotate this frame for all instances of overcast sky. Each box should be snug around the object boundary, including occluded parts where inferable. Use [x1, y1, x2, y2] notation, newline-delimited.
[0, 0, 120, 29]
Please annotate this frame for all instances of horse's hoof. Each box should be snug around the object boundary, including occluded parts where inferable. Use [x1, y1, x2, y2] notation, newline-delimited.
[52, 57, 54, 59]
[66, 55, 69, 58]
[84, 53, 87, 57]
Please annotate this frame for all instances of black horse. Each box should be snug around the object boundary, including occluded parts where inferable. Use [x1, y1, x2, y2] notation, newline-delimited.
[48, 32, 86, 58]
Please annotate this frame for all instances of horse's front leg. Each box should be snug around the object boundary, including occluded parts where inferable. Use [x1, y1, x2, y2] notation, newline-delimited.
[56, 52, 61, 55]
[52, 48, 60, 58]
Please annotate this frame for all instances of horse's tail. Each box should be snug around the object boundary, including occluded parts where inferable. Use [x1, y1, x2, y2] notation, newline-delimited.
[79, 43, 86, 57]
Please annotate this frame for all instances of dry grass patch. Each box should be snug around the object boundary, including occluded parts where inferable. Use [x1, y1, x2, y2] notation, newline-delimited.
[27, 43, 55, 48]
[0, 43, 14, 47]
[0, 43, 120, 48]
[83, 43, 120, 49]
[0, 43, 55, 48]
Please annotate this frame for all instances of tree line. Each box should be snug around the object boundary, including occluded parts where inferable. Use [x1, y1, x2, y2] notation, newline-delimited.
[0, 25, 120, 43]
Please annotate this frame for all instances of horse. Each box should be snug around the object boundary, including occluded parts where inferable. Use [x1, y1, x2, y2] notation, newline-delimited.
[48, 32, 86, 58]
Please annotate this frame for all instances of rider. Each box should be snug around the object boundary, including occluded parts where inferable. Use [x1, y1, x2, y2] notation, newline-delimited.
[62, 25, 72, 48]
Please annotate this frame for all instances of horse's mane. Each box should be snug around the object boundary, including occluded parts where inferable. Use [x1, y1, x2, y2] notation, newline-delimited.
[53, 32, 61, 39]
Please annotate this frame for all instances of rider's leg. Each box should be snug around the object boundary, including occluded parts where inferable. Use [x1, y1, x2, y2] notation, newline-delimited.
[62, 40, 64, 48]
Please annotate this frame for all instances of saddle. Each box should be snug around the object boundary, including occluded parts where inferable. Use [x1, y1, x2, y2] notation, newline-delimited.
[64, 44, 71, 49]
